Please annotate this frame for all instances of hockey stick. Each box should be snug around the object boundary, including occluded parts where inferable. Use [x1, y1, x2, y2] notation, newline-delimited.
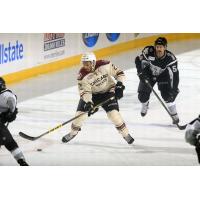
[19, 96, 115, 141]
[144, 79, 187, 130]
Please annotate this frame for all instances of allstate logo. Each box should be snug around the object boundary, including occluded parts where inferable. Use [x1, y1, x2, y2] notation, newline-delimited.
[106, 33, 120, 42]
[82, 33, 99, 47]
[0, 40, 24, 64]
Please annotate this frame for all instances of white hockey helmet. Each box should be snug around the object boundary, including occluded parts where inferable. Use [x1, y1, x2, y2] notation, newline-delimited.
[81, 52, 96, 69]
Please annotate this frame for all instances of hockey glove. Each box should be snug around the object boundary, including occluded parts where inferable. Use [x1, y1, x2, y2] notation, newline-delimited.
[84, 102, 99, 117]
[1, 108, 18, 123]
[138, 72, 150, 83]
[115, 81, 125, 100]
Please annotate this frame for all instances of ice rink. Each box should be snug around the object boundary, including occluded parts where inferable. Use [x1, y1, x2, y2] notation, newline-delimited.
[1, 48, 200, 165]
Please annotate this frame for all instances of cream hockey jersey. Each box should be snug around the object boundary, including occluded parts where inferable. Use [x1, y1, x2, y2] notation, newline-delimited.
[77, 60, 125, 103]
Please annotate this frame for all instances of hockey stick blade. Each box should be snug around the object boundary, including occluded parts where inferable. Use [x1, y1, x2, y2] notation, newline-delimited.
[176, 124, 187, 130]
[177, 118, 199, 130]
[19, 132, 39, 141]
[144, 80, 187, 131]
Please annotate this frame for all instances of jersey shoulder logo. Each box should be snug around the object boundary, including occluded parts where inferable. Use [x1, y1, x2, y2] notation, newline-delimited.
[149, 46, 154, 52]
[143, 47, 149, 55]
[143, 46, 154, 55]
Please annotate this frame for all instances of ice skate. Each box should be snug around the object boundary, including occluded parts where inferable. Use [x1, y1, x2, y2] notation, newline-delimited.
[124, 134, 134, 144]
[62, 133, 76, 143]
[141, 101, 149, 117]
[167, 103, 179, 124]
[17, 159, 29, 166]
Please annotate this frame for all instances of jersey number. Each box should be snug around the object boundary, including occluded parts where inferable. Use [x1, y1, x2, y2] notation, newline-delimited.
[172, 66, 178, 72]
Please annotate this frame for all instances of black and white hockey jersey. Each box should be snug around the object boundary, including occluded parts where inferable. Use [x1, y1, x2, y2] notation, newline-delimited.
[135, 45, 179, 90]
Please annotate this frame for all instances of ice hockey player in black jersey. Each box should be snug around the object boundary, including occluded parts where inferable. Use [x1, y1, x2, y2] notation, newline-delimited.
[0, 77, 28, 166]
[185, 115, 200, 164]
[135, 37, 180, 124]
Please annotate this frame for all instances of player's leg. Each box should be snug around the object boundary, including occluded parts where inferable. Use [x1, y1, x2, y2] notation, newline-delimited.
[158, 72, 180, 124]
[0, 123, 28, 166]
[166, 101, 179, 124]
[100, 93, 134, 144]
[107, 110, 134, 144]
[138, 79, 155, 116]
[62, 99, 88, 143]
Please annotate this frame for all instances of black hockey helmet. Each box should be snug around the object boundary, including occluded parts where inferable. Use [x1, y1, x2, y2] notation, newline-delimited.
[0, 77, 6, 91]
[154, 37, 168, 47]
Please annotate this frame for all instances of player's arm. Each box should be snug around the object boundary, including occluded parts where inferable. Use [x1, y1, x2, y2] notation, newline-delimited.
[78, 78, 92, 103]
[7, 94, 17, 111]
[108, 62, 125, 99]
[135, 46, 151, 74]
[167, 53, 179, 90]
[109, 62, 125, 83]
[166, 53, 178, 73]
[78, 78, 99, 116]
[135, 46, 153, 82]
[3, 94, 18, 123]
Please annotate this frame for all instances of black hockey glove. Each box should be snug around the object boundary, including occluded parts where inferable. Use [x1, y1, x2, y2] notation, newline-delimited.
[115, 81, 125, 100]
[84, 102, 99, 117]
[137, 72, 150, 83]
[1, 108, 18, 123]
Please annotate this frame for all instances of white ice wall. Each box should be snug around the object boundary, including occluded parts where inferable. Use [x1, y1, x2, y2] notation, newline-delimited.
[0, 33, 156, 76]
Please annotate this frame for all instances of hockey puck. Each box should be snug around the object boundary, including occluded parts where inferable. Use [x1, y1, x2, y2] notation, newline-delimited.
[37, 148, 42, 151]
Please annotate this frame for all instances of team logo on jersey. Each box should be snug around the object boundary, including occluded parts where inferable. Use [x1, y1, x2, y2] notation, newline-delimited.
[143, 47, 149, 54]
[106, 33, 120, 42]
[82, 33, 99, 47]
[91, 74, 108, 86]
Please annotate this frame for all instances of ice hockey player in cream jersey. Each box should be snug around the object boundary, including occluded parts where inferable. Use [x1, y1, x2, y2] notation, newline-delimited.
[62, 52, 134, 144]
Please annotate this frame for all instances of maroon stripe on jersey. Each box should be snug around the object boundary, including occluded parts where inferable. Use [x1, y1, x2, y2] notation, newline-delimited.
[95, 60, 110, 70]
[80, 92, 85, 97]
[110, 86, 115, 89]
[116, 123, 126, 131]
[116, 71, 124, 76]
[77, 68, 91, 80]
[80, 91, 91, 98]
[71, 124, 81, 131]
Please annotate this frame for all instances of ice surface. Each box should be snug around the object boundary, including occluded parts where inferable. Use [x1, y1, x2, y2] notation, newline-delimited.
[1, 50, 200, 165]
